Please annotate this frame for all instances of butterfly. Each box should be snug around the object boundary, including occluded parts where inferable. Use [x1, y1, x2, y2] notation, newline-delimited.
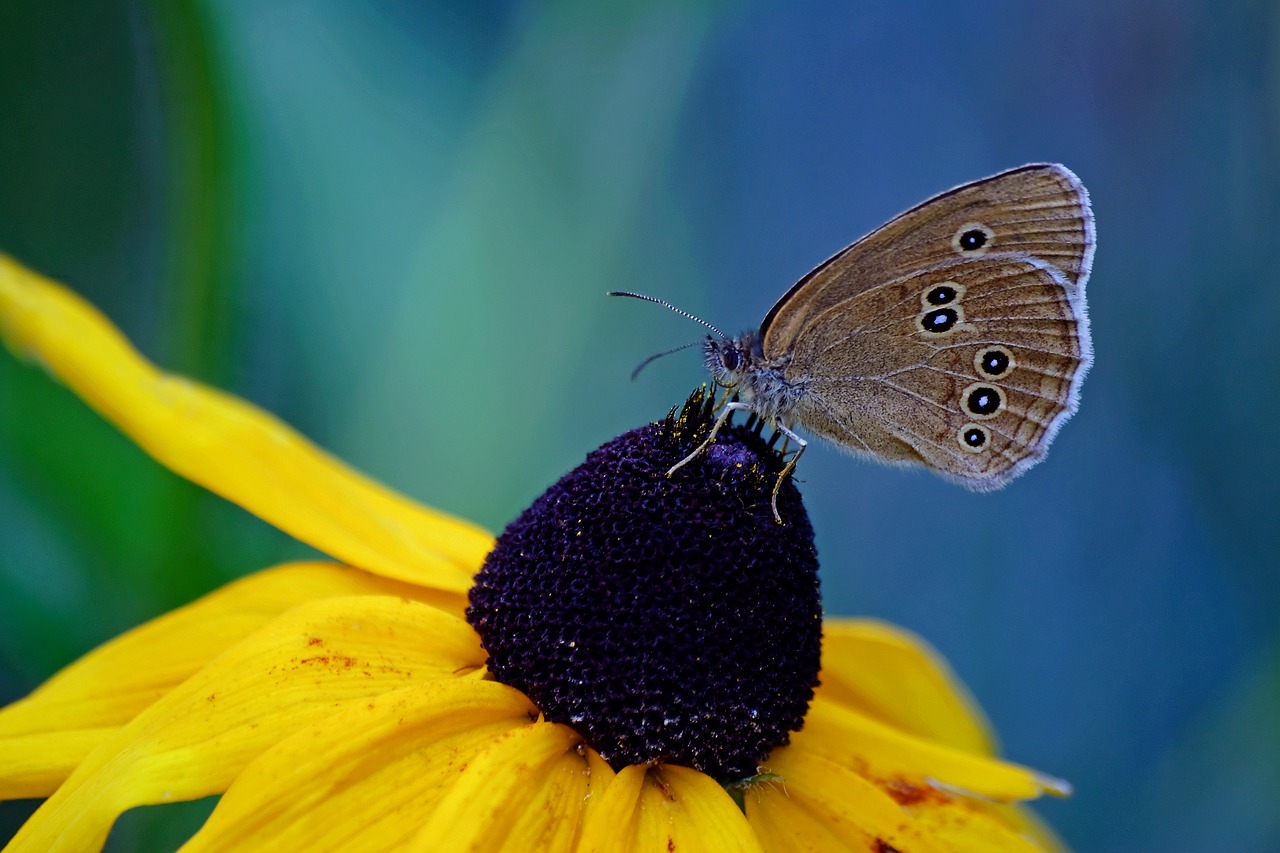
[614, 163, 1093, 522]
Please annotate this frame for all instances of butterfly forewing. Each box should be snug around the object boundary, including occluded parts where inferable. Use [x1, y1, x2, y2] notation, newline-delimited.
[761, 163, 1093, 357]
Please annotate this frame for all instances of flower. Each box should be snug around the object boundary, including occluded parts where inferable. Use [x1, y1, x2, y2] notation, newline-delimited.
[0, 255, 1070, 852]
[468, 390, 824, 782]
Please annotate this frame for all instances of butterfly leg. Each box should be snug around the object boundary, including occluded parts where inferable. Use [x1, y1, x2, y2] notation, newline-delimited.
[667, 401, 752, 478]
[771, 423, 807, 524]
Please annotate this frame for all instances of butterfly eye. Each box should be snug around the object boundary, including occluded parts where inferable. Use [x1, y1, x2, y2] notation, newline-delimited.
[958, 424, 990, 453]
[952, 222, 994, 255]
[721, 348, 740, 372]
[962, 384, 1005, 419]
[975, 346, 1014, 377]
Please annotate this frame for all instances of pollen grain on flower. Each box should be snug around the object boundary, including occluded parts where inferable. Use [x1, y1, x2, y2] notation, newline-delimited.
[881, 776, 946, 807]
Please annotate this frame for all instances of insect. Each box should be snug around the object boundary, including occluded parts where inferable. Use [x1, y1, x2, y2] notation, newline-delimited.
[613, 164, 1093, 522]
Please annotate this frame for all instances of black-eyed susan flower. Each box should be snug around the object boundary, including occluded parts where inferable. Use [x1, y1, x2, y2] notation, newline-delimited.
[0, 255, 1070, 852]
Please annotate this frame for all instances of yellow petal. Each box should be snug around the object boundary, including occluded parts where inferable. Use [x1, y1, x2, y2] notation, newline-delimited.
[795, 697, 1070, 804]
[5, 596, 485, 853]
[819, 618, 993, 755]
[184, 679, 540, 852]
[0, 729, 112, 801]
[0, 256, 493, 592]
[985, 803, 1069, 853]
[579, 763, 763, 853]
[0, 562, 466, 799]
[908, 796, 1052, 852]
[408, 720, 614, 852]
[745, 746, 945, 853]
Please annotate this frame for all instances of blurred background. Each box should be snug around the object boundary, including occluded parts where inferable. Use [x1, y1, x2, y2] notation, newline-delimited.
[1, 1, 1276, 849]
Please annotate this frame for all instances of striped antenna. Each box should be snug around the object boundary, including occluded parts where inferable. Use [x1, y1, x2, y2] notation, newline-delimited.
[607, 291, 728, 340]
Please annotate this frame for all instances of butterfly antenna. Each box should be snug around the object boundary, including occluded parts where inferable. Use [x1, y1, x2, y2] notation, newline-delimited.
[607, 291, 728, 340]
[628, 340, 701, 381]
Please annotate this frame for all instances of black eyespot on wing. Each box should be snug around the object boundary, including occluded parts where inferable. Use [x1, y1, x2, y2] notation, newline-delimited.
[920, 308, 958, 334]
[952, 222, 994, 255]
[965, 386, 1003, 417]
[978, 348, 1010, 377]
[925, 284, 958, 306]
[961, 426, 988, 450]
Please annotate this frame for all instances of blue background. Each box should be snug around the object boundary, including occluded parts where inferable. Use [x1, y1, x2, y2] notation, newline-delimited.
[2, 2, 1277, 849]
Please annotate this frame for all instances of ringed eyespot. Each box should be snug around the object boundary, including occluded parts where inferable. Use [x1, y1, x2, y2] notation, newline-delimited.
[923, 282, 962, 307]
[962, 383, 1005, 419]
[952, 222, 994, 255]
[958, 423, 989, 453]
[974, 346, 1015, 378]
[918, 306, 963, 335]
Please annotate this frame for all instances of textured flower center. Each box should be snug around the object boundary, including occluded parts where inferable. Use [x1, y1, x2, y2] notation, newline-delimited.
[467, 391, 822, 781]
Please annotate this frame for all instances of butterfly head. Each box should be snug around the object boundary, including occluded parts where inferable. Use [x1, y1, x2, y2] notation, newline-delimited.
[703, 332, 761, 391]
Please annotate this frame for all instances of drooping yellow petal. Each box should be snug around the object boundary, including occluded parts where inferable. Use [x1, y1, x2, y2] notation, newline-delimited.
[0, 729, 113, 801]
[795, 697, 1070, 804]
[818, 618, 993, 755]
[0, 562, 467, 800]
[0, 256, 493, 592]
[409, 720, 614, 852]
[906, 795, 1052, 852]
[5, 596, 485, 853]
[579, 763, 763, 853]
[750, 746, 1058, 853]
[745, 746, 945, 853]
[183, 680, 540, 852]
[985, 803, 1069, 853]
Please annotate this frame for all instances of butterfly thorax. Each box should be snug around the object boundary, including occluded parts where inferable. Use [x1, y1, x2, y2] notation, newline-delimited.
[704, 332, 806, 426]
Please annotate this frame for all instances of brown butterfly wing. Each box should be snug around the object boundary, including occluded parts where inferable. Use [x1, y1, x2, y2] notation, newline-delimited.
[761, 163, 1093, 356]
[782, 254, 1091, 488]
